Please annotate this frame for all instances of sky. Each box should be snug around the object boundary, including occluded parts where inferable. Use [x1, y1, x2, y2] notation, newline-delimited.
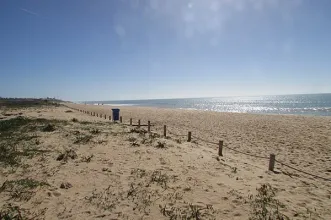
[0, 0, 330, 101]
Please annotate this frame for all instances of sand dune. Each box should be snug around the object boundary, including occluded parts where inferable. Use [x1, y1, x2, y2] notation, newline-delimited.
[1, 104, 330, 219]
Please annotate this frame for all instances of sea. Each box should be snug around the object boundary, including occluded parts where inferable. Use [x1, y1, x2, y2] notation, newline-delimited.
[86, 93, 331, 116]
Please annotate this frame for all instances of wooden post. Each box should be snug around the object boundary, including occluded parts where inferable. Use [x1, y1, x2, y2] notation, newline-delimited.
[130, 118, 132, 125]
[109, 115, 111, 121]
[218, 141, 223, 156]
[104, 115, 107, 119]
[269, 154, 276, 171]
[148, 121, 151, 132]
[187, 131, 192, 142]
[120, 116, 122, 123]
[163, 125, 167, 137]
[138, 120, 141, 128]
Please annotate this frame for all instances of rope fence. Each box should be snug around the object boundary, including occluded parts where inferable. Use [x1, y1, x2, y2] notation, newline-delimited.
[192, 135, 219, 145]
[167, 130, 187, 137]
[67, 105, 331, 182]
[275, 160, 331, 181]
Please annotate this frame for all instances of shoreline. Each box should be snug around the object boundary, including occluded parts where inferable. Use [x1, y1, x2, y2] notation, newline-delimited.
[79, 103, 331, 118]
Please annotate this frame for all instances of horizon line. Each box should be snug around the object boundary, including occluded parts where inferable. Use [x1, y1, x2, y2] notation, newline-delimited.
[80, 92, 331, 103]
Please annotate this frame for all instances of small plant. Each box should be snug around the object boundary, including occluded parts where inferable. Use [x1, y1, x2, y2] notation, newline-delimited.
[131, 168, 147, 178]
[90, 128, 100, 134]
[140, 137, 153, 145]
[79, 121, 93, 125]
[0, 117, 30, 135]
[0, 203, 24, 220]
[57, 149, 77, 162]
[187, 204, 204, 219]
[0, 141, 47, 167]
[85, 186, 118, 211]
[126, 183, 159, 214]
[149, 132, 160, 139]
[71, 118, 78, 122]
[42, 124, 55, 132]
[155, 141, 167, 149]
[183, 186, 191, 192]
[130, 127, 147, 135]
[159, 203, 215, 219]
[81, 154, 94, 163]
[0, 178, 49, 201]
[150, 170, 169, 189]
[249, 184, 289, 220]
[127, 136, 140, 146]
[74, 134, 92, 144]
[175, 138, 182, 144]
[127, 136, 137, 142]
[1, 179, 49, 189]
[0, 143, 20, 167]
[131, 141, 140, 147]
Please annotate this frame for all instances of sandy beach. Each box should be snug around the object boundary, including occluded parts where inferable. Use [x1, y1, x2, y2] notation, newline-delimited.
[1, 103, 330, 219]
[68, 103, 331, 175]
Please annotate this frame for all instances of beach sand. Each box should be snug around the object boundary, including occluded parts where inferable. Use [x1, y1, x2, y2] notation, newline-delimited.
[1, 103, 330, 219]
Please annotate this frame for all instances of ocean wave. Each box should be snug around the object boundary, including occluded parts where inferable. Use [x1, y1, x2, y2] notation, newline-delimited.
[103, 104, 137, 106]
[91, 103, 136, 106]
[179, 106, 331, 115]
[179, 108, 199, 111]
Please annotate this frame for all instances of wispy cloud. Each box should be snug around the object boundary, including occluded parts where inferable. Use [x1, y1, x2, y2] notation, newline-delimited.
[20, 8, 39, 16]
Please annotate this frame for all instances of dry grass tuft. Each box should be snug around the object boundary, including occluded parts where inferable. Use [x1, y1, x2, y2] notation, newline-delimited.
[0, 178, 49, 201]
[71, 118, 78, 122]
[155, 141, 167, 149]
[57, 149, 77, 162]
[42, 124, 56, 132]
[249, 184, 289, 220]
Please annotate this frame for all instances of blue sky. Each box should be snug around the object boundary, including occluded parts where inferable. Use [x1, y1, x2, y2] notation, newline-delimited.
[0, 0, 330, 101]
